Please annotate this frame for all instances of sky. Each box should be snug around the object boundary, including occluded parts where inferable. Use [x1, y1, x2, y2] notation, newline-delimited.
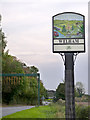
[0, 0, 89, 93]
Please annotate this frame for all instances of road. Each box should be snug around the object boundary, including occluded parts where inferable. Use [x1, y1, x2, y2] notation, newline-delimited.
[2, 106, 35, 117]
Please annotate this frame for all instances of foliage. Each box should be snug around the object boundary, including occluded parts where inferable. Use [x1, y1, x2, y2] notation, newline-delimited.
[55, 82, 65, 101]
[2, 75, 47, 105]
[40, 82, 47, 98]
[0, 16, 7, 54]
[72, 25, 74, 30]
[2, 96, 90, 119]
[80, 24, 84, 34]
[62, 25, 66, 32]
[75, 87, 79, 97]
[3, 102, 65, 118]
[1, 33, 47, 105]
[55, 81, 85, 103]
[2, 53, 24, 74]
[30, 66, 39, 74]
[76, 82, 85, 97]
[75, 95, 89, 102]
[76, 105, 90, 119]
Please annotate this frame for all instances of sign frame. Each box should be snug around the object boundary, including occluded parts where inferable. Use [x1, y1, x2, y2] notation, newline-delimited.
[52, 12, 85, 53]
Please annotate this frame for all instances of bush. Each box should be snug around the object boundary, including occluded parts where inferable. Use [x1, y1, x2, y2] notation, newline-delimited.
[75, 95, 88, 102]
[76, 105, 90, 119]
[56, 99, 65, 106]
[49, 102, 65, 118]
[2, 77, 38, 105]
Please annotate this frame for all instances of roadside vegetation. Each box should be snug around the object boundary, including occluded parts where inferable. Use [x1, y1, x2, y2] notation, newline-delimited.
[2, 100, 65, 118]
[0, 15, 47, 105]
[2, 98, 90, 119]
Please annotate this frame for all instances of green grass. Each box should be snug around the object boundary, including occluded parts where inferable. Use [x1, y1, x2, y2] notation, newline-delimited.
[2, 102, 65, 119]
[2, 105, 59, 118]
[2, 100, 89, 119]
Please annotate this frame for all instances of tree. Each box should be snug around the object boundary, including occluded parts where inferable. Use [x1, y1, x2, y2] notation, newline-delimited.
[2, 33, 7, 53]
[40, 81, 47, 98]
[30, 66, 39, 74]
[2, 54, 24, 73]
[56, 82, 65, 101]
[0, 15, 7, 54]
[80, 25, 84, 34]
[62, 25, 66, 32]
[72, 25, 74, 30]
[1, 14, 47, 105]
[76, 82, 85, 97]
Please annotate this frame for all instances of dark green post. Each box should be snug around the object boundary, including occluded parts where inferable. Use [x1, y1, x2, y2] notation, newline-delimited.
[37, 73, 40, 106]
[65, 53, 75, 119]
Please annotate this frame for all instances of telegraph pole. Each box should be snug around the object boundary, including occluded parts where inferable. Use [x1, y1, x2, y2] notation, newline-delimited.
[65, 53, 75, 119]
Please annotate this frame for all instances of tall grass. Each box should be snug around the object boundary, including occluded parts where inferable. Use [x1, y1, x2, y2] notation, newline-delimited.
[76, 104, 90, 119]
[49, 99, 65, 118]
[2, 99, 90, 119]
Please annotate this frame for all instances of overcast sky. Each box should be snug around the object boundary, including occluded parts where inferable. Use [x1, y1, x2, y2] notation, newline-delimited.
[0, 0, 89, 93]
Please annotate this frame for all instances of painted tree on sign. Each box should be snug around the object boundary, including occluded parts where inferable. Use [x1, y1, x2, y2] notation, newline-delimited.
[72, 25, 74, 30]
[62, 25, 66, 32]
[80, 24, 84, 34]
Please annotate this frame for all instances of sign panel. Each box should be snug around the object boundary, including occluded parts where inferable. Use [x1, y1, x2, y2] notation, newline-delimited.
[52, 12, 85, 53]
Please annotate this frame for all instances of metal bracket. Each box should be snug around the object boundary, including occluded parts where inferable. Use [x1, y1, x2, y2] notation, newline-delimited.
[59, 53, 79, 65]
[59, 53, 65, 65]
[73, 53, 79, 64]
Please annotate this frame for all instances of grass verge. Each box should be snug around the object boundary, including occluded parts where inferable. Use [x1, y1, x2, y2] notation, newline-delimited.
[1, 101, 90, 119]
[2, 102, 65, 119]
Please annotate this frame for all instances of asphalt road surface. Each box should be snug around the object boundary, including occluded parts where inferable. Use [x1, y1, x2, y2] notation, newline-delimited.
[2, 106, 35, 117]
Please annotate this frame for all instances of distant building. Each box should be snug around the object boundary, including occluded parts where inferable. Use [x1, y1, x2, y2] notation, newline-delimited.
[47, 90, 56, 98]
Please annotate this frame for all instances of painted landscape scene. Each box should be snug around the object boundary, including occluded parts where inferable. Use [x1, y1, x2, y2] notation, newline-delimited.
[54, 13, 84, 38]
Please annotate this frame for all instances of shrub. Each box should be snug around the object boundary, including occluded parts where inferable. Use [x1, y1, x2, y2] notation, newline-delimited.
[76, 105, 90, 119]
[56, 99, 65, 106]
[75, 95, 88, 102]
